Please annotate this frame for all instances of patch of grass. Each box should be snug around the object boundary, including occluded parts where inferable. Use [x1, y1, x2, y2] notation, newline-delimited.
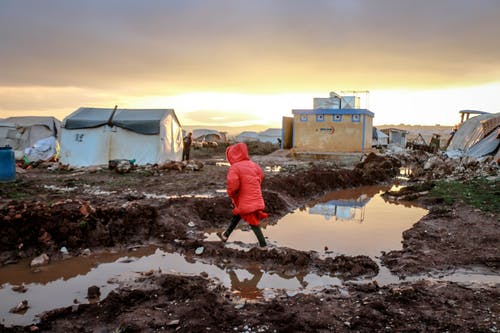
[430, 178, 500, 213]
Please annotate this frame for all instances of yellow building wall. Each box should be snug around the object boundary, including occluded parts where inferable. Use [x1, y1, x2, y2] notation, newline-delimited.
[293, 114, 372, 152]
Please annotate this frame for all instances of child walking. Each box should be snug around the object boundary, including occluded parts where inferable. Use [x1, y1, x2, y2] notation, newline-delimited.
[218, 143, 268, 247]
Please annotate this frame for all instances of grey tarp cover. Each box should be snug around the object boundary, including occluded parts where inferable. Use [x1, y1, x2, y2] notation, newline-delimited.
[63, 108, 114, 129]
[447, 113, 500, 151]
[63, 108, 177, 135]
[467, 128, 500, 158]
[2, 116, 60, 134]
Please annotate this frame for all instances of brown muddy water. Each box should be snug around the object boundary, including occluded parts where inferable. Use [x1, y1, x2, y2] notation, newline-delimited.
[1, 185, 498, 327]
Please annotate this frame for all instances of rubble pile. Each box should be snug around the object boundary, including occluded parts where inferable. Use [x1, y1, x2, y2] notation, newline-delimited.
[389, 150, 499, 181]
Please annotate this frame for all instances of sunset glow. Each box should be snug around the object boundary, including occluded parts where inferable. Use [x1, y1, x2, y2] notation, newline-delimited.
[1, 1, 499, 127]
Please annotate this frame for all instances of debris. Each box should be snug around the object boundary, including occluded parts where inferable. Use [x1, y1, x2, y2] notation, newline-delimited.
[195, 247, 204, 255]
[87, 285, 100, 299]
[12, 285, 28, 293]
[81, 248, 91, 256]
[166, 319, 180, 327]
[188, 221, 196, 227]
[9, 300, 29, 313]
[60, 246, 69, 255]
[30, 253, 49, 267]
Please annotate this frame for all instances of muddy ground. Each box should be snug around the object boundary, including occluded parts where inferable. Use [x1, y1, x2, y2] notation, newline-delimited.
[0, 151, 498, 332]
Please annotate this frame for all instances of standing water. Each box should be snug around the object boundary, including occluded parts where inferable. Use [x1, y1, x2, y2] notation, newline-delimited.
[211, 185, 427, 258]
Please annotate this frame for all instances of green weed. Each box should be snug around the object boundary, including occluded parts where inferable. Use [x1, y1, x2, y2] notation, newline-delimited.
[430, 178, 499, 213]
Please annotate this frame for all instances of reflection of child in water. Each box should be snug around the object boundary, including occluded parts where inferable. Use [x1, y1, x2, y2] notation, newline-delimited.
[228, 266, 309, 299]
[228, 267, 264, 299]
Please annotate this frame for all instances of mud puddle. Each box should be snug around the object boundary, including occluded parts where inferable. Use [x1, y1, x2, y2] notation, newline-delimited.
[207, 185, 500, 285]
[0, 246, 344, 327]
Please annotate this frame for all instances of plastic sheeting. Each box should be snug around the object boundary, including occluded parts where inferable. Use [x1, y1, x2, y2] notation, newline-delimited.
[24, 136, 59, 162]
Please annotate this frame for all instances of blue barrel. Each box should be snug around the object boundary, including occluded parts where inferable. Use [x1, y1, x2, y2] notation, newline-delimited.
[0, 146, 16, 182]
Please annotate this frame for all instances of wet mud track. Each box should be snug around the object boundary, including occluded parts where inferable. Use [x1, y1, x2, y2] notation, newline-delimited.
[1, 153, 499, 332]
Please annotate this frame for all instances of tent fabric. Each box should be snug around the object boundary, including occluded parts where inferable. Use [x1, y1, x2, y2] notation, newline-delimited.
[112, 109, 175, 135]
[60, 108, 183, 166]
[447, 113, 500, 151]
[192, 129, 223, 142]
[258, 128, 282, 144]
[64, 108, 178, 135]
[2, 116, 60, 133]
[235, 131, 259, 142]
[0, 116, 60, 160]
[63, 108, 114, 129]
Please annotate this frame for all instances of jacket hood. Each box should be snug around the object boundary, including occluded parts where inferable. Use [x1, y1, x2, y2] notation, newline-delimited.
[226, 142, 249, 165]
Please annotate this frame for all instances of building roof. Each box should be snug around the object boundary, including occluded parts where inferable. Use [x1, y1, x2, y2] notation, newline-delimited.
[292, 108, 374, 117]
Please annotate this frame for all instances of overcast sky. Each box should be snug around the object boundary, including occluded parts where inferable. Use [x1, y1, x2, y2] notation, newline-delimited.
[1, 0, 499, 125]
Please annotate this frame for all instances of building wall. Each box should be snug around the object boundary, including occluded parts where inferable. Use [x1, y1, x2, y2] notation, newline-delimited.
[293, 113, 372, 152]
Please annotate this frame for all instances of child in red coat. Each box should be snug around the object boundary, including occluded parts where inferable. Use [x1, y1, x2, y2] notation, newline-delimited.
[217, 143, 267, 247]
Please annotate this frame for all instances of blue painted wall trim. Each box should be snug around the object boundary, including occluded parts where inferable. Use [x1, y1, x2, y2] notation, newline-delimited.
[361, 114, 366, 151]
[292, 108, 374, 118]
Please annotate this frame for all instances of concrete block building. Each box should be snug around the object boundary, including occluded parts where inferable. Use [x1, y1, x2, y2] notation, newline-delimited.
[288, 92, 374, 153]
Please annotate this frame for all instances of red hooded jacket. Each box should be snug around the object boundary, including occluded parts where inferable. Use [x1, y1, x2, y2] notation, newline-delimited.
[226, 143, 267, 225]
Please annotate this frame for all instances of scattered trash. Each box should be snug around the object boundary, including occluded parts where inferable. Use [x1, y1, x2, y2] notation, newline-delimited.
[30, 253, 49, 267]
[60, 246, 69, 255]
[188, 221, 196, 227]
[81, 248, 91, 256]
[9, 300, 29, 314]
[166, 319, 180, 327]
[12, 285, 27, 293]
[195, 247, 204, 255]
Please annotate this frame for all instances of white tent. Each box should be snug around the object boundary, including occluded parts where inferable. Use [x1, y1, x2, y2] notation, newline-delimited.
[0, 116, 61, 160]
[258, 128, 282, 144]
[235, 131, 260, 142]
[192, 129, 224, 142]
[60, 108, 183, 166]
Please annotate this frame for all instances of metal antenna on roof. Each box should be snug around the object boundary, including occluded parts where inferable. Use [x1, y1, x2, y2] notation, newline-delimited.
[107, 105, 118, 126]
[341, 90, 370, 109]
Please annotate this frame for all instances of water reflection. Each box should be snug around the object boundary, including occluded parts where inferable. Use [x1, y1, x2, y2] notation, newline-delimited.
[211, 185, 427, 257]
[0, 247, 340, 327]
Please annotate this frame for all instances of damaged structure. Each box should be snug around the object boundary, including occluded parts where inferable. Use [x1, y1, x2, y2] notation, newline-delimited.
[446, 111, 500, 161]
[60, 107, 183, 167]
[286, 91, 374, 153]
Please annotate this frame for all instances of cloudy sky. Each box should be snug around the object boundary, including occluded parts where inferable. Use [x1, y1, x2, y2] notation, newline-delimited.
[1, 0, 499, 126]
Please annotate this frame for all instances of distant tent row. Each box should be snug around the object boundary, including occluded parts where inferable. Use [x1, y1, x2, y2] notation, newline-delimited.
[191, 129, 226, 142]
[60, 108, 183, 166]
[235, 128, 282, 144]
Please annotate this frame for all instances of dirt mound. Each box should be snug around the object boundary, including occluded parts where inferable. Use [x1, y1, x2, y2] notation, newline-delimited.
[263, 153, 401, 199]
[0, 200, 159, 262]
[381, 204, 500, 275]
[15, 274, 498, 333]
[180, 240, 379, 279]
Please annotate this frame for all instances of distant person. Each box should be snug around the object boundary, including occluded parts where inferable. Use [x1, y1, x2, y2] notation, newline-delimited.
[445, 125, 458, 148]
[182, 132, 192, 161]
[217, 142, 268, 248]
[277, 137, 282, 147]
